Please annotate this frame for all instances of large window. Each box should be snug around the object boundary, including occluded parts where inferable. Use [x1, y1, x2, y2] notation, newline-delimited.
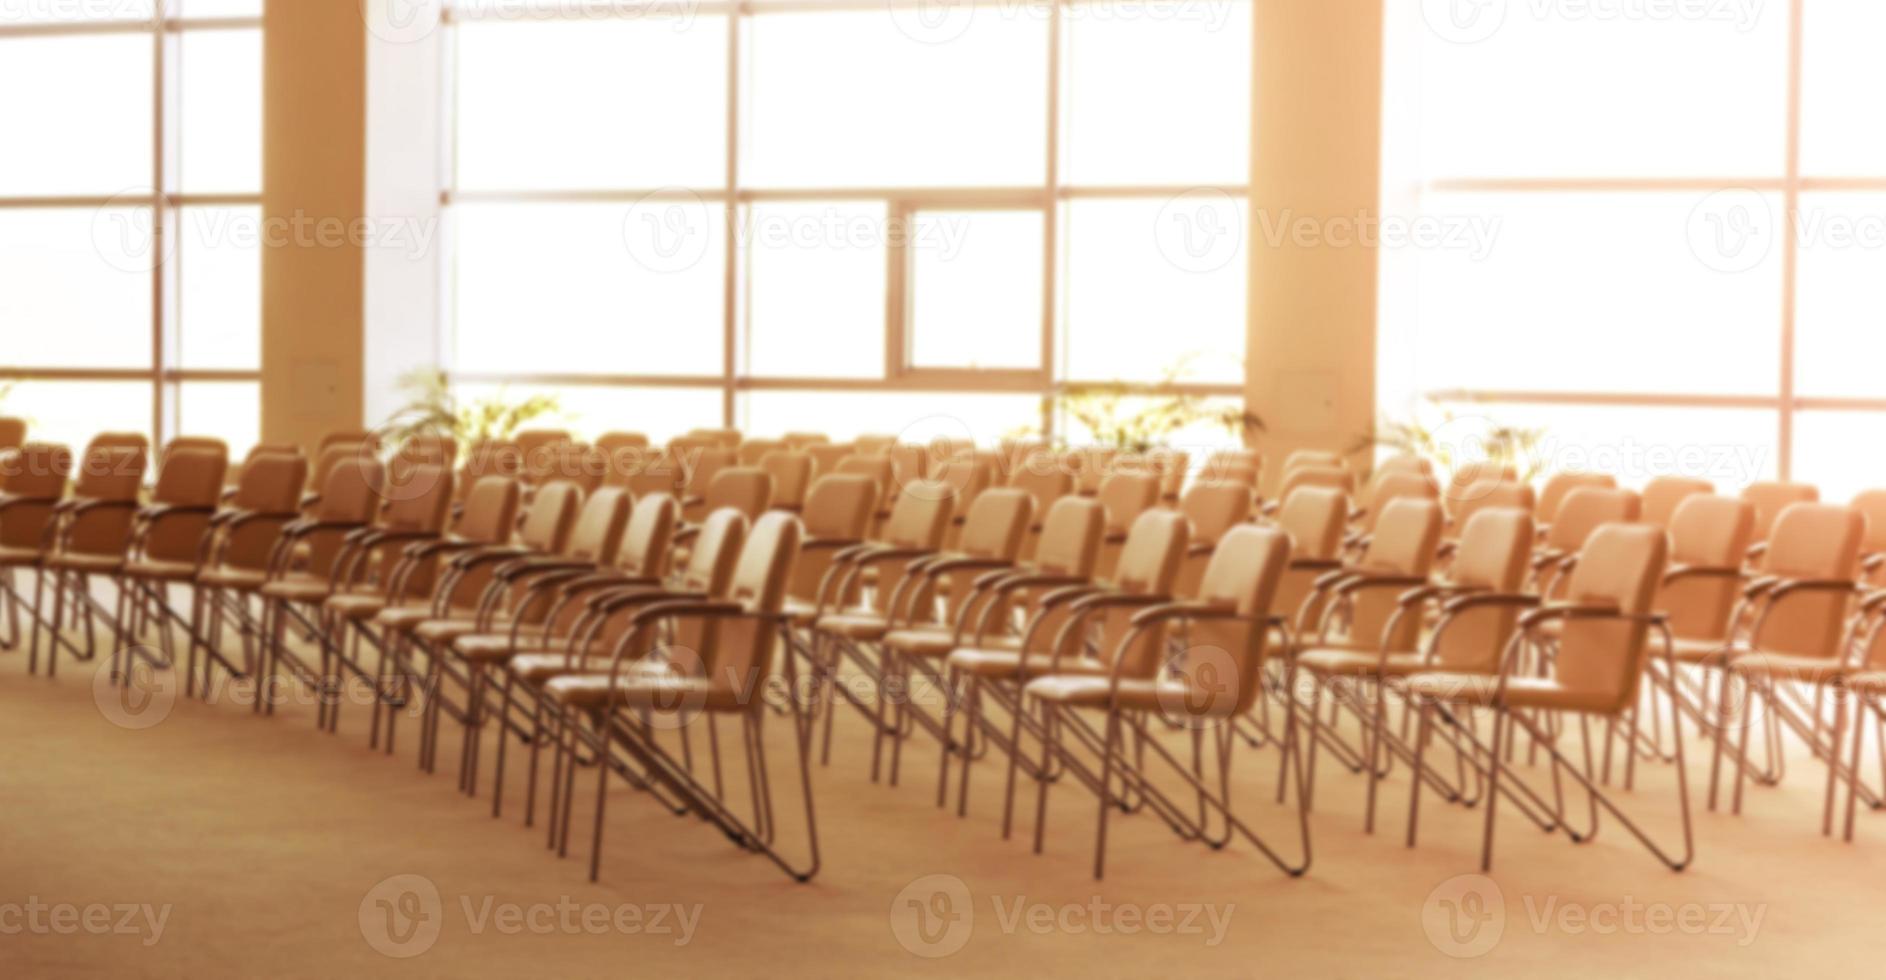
[1381, 0, 1886, 496]
[0, 2, 263, 455]
[440, 0, 1252, 445]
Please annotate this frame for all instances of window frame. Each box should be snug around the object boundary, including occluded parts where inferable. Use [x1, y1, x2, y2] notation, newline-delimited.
[436, 0, 1252, 437]
[0, 10, 264, 445]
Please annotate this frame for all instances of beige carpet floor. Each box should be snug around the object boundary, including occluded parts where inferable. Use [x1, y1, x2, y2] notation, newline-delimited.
[1, 614, 1882, 978]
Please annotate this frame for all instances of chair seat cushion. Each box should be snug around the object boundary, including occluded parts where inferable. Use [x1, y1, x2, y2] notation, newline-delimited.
[815, 611, 891, 641]
[883, 625, 956, 658]
[1403, 673, 1623, 714]
[197, 566, 266, 591]
[45, 552, 123, 574]
[946, 648, 1107, 679]
[1296, 646, 1428, 678]
[1728, 651, 1846, 684]
[259, 574, 333, 604]
[121, 558, 198, 582]
[324, 593, 388, 620]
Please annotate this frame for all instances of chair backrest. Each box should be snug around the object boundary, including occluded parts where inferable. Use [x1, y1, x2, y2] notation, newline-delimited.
[879, 480, 955, 550]
[1537, 472, 1617, 525]
[229, 452, 306, 514]
[1361, 470, 1439, 532]
[595, 431, 649, 456]
[1375, 454, 1431, 477]
[616, 492, 677, 577]
[164, 436, 228, 465]
[1279, 464, 1353, 502]
[457, 441, 523, 501]
[318, 430, 375, 455]
[690, 512, 801, 708]
[1086, 510, 1189, 676]
[704, 467, 772, 519]
[1181, 482, 1252, 547]
[682, 448, 737, 504]
[738, 438, 786, 467]
[456, 476, 521, 545]
[1177, 525, 1292, 719]
[1756, 503, 1864, 659]
[76, 435, 149, 502]
[1350, 498, 1444, 650]
[619, 448, 682, 498]
[1096, 471, 1160, 536]
[1009, 460, 1073, 526]
[1453, 479, 1535, 533]
[760, 451, 814, 511]
[0, 443, 72, 550]
[677, 508, 748, 595]
[686, 428, 743, 450]
[1544, 487, 1641, 554]
[1742, 481, 1819, 543]
[834, 456, 893, 510]
[1431, 507, 1535, 671]
[1284, 449, 1343, 472]
[801, 475, 877, 540]
[314, 456, 384, 524]
[1112, 509, 1189, 595]
[138, 448, 230, 563]
[517, 481, 582, 553]
[958, 488, 1033, 561]
[1201, 449, 1262, 485]
[0, 417, 25, 452]
[1850, 489, 1886, 561]
[1067, 447, 1119, 496]
[1444, 462, 1518, 517]
[1659, 495, 1754, 643]
[1276, 486, 1347, 563]
[783, 432, 829, 450]
[1033, 497, 1105, 578]
[515, 428, 571, 459]
[1641, 476, 1714, 529]
[806, 443, 854, 479]
[931, 455, 996, 519]
[378, 464, 454, 533]
[563, 486, 633, 564]
[307, 444, 357, 500]
[1554, 523, 1669, 715]
[853, 434, 897, 456]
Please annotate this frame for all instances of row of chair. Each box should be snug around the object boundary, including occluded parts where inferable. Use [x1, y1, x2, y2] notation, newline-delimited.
[13, 418, 1886, 887]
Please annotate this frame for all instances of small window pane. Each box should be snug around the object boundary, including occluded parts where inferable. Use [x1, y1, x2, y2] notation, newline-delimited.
[0, 208, 150, 369]
[1794, 192, 1886, 399]
[1, 0, 152, 24]
[909, 210, 1043, 371]
[740, 391, 1039, 446]
[1406, 1, 1787, 178]
[180, 28, 263, 195]
[1794, 411, 1886, 503]
[3, 381, 153, 452]
[177, 205, 262, 370]
[452, 202, 725, 377]
[1801, 0, 1886, 176]
[743, 202, 885, 379]
[450, 383, 724, 446]
[1061, 2, 1252, 186]
[177, 381, 260, 459]
[1060, 196, 1246, 384]
[455, 17, 728, 191]
[743, 10, 1049, 188]
[1394, 191, 1782, 397]
[1429, 401, 1778, 492]
[0, 35, 153, 196]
